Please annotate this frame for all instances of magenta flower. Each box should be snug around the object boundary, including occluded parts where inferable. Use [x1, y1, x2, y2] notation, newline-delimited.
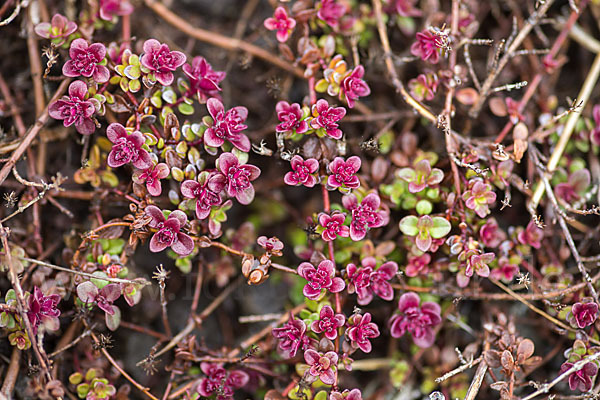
[62, 39, 109, 83]
[284, 155, 319, 187]
[556, 169, 590, 204]
[99, 0, 134, 21]
[217, 152, 261, 205]
[405, 254, 431, 277]
[145, 205, 194, 256]
[346, 312, 380, 353]
[180, 172, 225, 219]
[411, 29, 442, 64]
[317, 0, 346, 29]
[330, 389, 363, 400]
[479, 218, 506, 248]
[297, 259, 345, 300]
[204, 98, 250, 152]
[561, 361, 598, 392]
[518, 221, 544, 249]
[408, 72, 439, 101]
[257, 236, 284, 255]
[310, 99, 346, 139]
[569, 300, 599, 329]
[389, 292, 442, 348]
[183, 56, 226, 102]
[327, 156, 361, 190]
[77, 282, 121, 315]
[106, 123, 152, 169]
[311, 305, 345, 340]
[341, 66, 370, 108]
[276, 101, 309, 135]
[590, 105, 600, 146]
[304, 349, 338, 385]
[396, 159, 444, 193]
[490, 257, 519, 282]
[319, 212, 349, 241]
[27, 287, 60, 333]
[48, 80, 95, 135]
[198, 363, 248, 400]
[462, 179, 496, 218]
[264, 7, 296, 43]
[342, 193, 388, 241]
[140, 39, 186, 86]
[346, 259, 397, 305]
[461, 249, 495, 279]
[272, 313, 313, 358]
[132, 163, 169, 197]
[34, 14, 77, 44]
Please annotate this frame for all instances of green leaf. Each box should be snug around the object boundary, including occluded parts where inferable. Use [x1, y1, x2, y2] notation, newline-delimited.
[430, 217, 451, 238]
[178, 103, 195, 115]
[399, 216, 419, 236]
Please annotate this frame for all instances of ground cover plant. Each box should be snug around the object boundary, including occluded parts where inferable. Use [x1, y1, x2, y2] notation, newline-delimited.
[1, 0, 600, 399]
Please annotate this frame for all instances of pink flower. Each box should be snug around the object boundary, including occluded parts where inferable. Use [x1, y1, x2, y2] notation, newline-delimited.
[346, 258, 397, 305]
[276, 101, 309, 134]
[490, 257, 519, 282]
[264, 7, 296, 43]
[405, 254, 431, 277]
[272, 313, 313, 358]
[284, 155, 319, 187]
[48, 80, 95, 135]
[342, 193, 388, 241]
[319, 212, 349, 241]
[327, 156, 361, 189]
[479, 218, 506, 248]
[590, 105, 600, 146]
[346, 312, 380, 353]
[518, 221, 543, 249]
[570, 301, 599, 329]
[27, 287, 60, 333]
[257, 236, 284, 254]
[145, 205, 194, 256]
[106, 123, 152, 169]
[77, 282, 121, 315]
[180, 172, 225, 219]
[310, 99, 346, 139]
[341, 66, 370, 108]
[99, 0, 134, 21]
[311, 305, 345, 340]
[555, 169, 590, 203]
[561, 361, 598, 392]
[204, 98, 250, 152]
[297, 259, 345, 300]
[132, 162, 169, 196]
[390, 0, 422, 17]
[411, 29, 442, 64]
[330, 389, 363, 400]
[140, 39, 186, 86]
[397, 159, 444, 193]
[62, 39, 109, 83]
[389, 292, 442, 348]
[304, 349, 338, 385]
[183, 56, 226, 102]
[34, 14, 77, 44]
[318, 0, 346, 29]
[461, 249, 495, 279]
[197, 363, 248, 400]
[408, 72, 439, 101]
[217, 152, 261, 205]
[462, 179, 496, 218]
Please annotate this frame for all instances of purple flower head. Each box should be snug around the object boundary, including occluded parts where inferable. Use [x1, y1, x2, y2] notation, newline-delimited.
[396, 159, 444, 193]
[310, 99, 346, 139]
[298, 259, 345, 300]
[346, 312, 380, 353]
[345, 258, 396, 305]
[462, 179, 496, 218]
[389, 292, 442, 348]
[77, 282, 121, 315]
[106, 123, 152, 169]
[34, 14, 77, 44]
[556, 169, 590, 204]
[369, 260, 398, 301]
[140, 39, 186, 86]
[569, 300, 599, 329]
[411, 29, 443, 64]
[204, 98, 251, 152]
[330, 389, 363, 400]
[319, 212, 349, 241]
[591, 105, 600, 146]
[62, 39, 109, 83]
[48, 80, 96, 135]
[405, 254, 431, 277]
[318, 0, 346, 29]
[345, 263, 373, 305]
[183, 56, 226, 102]
[304, 349, 338, 385]
[145, 205, 194, 256]
[217, 152, 261, 205]
[327, 156, 360, 190]
[479, 218, 506, 248]
[343, 193, 389, 241]
[264, 7, 296, 43]
[518, 220, 544, 249]
[198, 363, 249, 399]
[132, 163, 169, 197]
[311, 305, 345, 340]
[27, 287, 60, 333]
[276, 101, 309, 135]
[257, 236, 284, 255]
[99, 0, 134, 21]
[341, 66, 370, 108]
[561, 361, 598, 392]
[180, 172, 225, 219]
[272, 313, 313, 358]
[284, 155, 319, 187]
